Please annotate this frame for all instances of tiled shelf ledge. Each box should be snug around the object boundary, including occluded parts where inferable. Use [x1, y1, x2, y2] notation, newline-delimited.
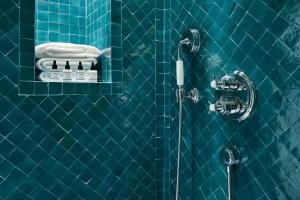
[19, 81, 123, 96]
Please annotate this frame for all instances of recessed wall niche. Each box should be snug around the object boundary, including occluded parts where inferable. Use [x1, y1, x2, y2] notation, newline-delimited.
[19, 0, 123, 95]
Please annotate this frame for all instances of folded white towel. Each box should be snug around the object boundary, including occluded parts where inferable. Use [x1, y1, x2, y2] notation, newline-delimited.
[100, 48, 111, 57]
[36, 58, 97, 71]
[35, 42, 101, 59]
[38, 72, 52, 82]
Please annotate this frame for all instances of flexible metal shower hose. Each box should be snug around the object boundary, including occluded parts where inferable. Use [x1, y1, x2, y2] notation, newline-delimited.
[175, 92, 183, 200]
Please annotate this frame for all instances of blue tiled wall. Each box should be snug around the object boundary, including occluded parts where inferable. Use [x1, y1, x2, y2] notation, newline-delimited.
[35, 0, 111, 47]
[35, 0, 86, 45]
[87, 0, 112, 81]
[1, 0, 156, 199]
[86, 0, 111, 50]
[155, 0, 171, 199]
[167, 0, 300, 200]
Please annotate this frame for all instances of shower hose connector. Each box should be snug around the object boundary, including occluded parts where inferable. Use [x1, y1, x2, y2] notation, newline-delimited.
[176, 87, 200, 103]
[176, 86, 184, 102]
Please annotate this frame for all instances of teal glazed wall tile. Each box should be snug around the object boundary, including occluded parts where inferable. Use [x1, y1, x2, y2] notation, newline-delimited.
[1, 0, 155, 199]
[35, 0, 86, 45]
[155, 0, 171, 199]
[86, 0, 112, 81]
[167, 0, 300, 200]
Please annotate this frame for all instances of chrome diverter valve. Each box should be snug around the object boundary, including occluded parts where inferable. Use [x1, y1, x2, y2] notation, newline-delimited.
[209, 71, 256, 122]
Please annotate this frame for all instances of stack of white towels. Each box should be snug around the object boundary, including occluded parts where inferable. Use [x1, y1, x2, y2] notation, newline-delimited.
[35, 42, 101, 82]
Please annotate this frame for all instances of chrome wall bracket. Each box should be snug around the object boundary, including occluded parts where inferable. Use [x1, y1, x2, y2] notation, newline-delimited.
[209, 71, 256, 122]
[181, 29, 201, 54]
[176, 88, 200, 103]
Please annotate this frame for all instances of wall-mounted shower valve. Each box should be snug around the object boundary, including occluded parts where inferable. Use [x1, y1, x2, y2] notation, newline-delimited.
[209, 97, 245, 115]
[208, 71, 256, 122]
[210, 75, 245, 91]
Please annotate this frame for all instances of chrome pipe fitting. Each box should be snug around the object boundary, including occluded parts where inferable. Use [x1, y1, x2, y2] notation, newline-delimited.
[220, 146, 241, 200]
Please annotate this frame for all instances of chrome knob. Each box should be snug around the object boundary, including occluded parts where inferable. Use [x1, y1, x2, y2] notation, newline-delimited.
[209, 98, 245, 115]
[210, 74, 246, 91]
[187, 88, 200, 103]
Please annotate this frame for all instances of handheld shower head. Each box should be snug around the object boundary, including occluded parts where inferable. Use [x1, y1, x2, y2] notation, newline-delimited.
[175, 29, 201, 200]
[176, 29, 201, 87]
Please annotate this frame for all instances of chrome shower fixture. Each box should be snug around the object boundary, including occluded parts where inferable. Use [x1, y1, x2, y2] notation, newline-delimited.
[176, 87, 200, 103]
[177, 29, 201, 61]
[210, 74, 246, 91]
[220, 146, 241, 167]
[209, 71, 256, 122]
[175, 29, 201, 200]
[209, 97, 246, 115]
[220, 146, 241, 200]
[176, 29, 201, 100]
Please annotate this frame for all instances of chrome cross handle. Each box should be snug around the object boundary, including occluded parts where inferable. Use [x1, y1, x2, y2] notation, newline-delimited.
[210, 74, 246, 91]
[209, 97, 245, 115]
